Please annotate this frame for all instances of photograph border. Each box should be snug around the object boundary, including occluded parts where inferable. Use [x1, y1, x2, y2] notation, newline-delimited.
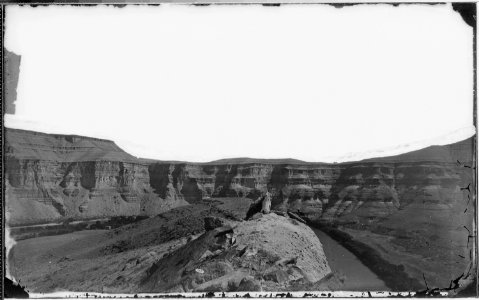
[1, 1, 477, 298]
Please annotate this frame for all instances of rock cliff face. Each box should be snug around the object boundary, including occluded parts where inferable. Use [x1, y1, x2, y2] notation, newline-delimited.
[5, 129, 188, 226]
[147, 136, 474, 225]
[5, 127, 475, 226]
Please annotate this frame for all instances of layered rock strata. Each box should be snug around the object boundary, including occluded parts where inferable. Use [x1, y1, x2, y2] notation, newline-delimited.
[5, 129, 188, 225]
[5, 127, 475, 226]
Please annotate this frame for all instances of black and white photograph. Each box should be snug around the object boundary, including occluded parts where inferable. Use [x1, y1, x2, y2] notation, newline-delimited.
[2, 1, 477, 297]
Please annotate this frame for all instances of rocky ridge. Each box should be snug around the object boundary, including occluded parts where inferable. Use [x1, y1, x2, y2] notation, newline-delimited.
[8, 205, 334, 293]
[140, 213, 331, 292]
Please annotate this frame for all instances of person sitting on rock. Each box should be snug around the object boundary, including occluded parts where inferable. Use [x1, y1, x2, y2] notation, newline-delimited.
[245, 190, 272, 219]
[261, 190, 272, 214]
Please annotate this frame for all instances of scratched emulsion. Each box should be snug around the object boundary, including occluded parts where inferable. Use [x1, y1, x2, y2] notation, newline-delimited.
[4, 49, 21, 115]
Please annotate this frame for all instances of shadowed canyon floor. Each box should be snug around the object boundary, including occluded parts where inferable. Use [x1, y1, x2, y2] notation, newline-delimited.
[5, 128, 477, 294]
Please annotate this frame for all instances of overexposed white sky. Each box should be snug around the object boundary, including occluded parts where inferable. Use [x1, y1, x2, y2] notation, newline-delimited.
[4, 4, 475, 162]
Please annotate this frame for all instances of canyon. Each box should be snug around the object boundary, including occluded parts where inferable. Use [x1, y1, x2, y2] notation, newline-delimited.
[5, 127, 474, 227]
[5, 127, 477, 293]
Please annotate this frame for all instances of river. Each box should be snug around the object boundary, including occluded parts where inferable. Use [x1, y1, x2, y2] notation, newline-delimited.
[313, 228, 388, 291]
[9, 218, 110, 229]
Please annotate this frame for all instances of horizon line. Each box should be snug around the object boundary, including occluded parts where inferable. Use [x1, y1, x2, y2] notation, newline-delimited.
[4, 125, 476, 165]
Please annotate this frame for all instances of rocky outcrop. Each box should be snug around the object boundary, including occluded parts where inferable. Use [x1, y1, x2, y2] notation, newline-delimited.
[5, 127, 475, 227]
[140, 213, 331, 292]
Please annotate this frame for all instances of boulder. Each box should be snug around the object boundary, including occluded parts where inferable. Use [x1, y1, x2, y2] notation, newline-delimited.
[263, 268, 289, 283]
[236, 277, 261, 291]
[204, 216, 226, 231]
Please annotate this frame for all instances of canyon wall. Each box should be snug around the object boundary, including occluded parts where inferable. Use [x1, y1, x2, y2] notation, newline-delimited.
[5, 129, 188, 226]
[5, 128, 475, 226]
[148, 153, 473, 225]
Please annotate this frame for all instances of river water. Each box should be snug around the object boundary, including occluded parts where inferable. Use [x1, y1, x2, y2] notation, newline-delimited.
[313, 228, 388, 291]
[9, 218, 110, 229]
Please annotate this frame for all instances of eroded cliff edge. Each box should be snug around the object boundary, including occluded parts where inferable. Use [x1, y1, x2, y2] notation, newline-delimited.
[5, 128, 189, 225]
[5, 127, 474, 227]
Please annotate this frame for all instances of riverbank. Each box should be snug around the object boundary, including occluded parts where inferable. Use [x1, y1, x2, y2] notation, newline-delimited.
[8, 215, 150, 241]
[310, 223, 424, 291]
